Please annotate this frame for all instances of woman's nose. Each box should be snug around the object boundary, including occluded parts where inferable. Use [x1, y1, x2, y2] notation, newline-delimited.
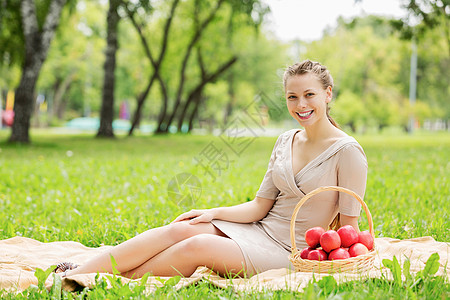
[297, 97, 307, 109]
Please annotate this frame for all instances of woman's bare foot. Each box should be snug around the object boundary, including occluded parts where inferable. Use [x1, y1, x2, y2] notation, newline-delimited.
[53, 262, 78, 277]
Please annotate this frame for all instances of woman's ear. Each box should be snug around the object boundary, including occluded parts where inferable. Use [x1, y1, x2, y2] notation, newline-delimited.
[325, 86, 332, 103]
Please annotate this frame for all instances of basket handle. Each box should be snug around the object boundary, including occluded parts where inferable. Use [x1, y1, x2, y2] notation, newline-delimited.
[290, 186, 374, 253]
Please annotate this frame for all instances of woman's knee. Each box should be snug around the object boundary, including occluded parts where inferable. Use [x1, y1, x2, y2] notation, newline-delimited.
[166, 221, 194, 241]
[176, 234, 212, 258]
[174, 235, 250, 277]
[166, 221, 215, 241]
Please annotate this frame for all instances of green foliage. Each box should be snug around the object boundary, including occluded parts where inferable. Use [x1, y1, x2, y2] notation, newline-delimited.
[381, 252, 442, 299]
[0, 129, 449, 297]
[419, 252, 440, 278]
[390, 0, 450, 44]
[21, 265, 64, 299]
[34, 266, 55, 290]
[0, 0, 24, 66]
[316, 276, 337, 297]
[37, 1, 106, 118]
[2, 1, 448, 131]
[303, 14, 449, 130]
[382, 256, 402, 285]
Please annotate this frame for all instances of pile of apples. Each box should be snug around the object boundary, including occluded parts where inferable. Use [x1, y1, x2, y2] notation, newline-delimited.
[301, 225, 374, 261]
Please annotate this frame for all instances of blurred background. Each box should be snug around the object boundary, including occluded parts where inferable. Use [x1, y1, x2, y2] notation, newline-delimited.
[0, 0, 448, 143]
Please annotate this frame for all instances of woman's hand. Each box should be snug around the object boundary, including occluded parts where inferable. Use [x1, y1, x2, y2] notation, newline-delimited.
[171, 208, 217, 225]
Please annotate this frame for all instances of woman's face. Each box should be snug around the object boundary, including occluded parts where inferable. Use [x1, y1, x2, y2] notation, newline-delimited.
[285, 73, 332, 128]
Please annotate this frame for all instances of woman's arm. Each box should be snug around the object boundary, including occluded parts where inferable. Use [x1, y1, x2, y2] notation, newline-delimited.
[212, 196, 275, 223]
[340, 214, 360, 233]
[171, 196, 275, 225]
[337, 144, 368, 226]
[173, 134, 284, 225]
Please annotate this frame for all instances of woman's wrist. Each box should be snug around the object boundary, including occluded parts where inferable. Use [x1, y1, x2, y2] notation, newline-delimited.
[209, 207, 222, 220]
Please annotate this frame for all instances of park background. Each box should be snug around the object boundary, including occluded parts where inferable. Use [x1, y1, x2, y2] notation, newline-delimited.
[0, 0, 449, 140]
[0, 0, 449, 298]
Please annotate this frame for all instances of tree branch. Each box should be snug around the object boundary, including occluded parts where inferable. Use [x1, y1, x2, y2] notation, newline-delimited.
[167, 0, 225, 127]
[157, 0, 180, 62]
[177, 56, 237, 129]
[126, 7, 157, 67]
[41, 0, 67, 53]
[196, 47, 206, 78]
[175, 0, 224, 102]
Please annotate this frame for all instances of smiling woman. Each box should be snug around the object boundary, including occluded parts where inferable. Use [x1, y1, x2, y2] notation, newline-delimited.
[284, 60, 340, 132]
[52, 59, 367, 279]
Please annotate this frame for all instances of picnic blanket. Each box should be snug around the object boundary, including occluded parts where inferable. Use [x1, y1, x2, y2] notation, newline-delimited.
[1, 236, 449, 294]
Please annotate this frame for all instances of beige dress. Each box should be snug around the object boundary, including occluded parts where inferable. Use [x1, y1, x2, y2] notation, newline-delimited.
[211, 128, 368, 274]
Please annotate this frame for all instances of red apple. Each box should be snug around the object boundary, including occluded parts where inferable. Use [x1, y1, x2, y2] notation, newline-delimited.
[307, 249, 328, 261]
[349, 243, 369, 257]
[305, 227, 325, 248]
[358, 231, 374, 250]
[337, 225, 359, 247]
[328, 248, 350, 260]
[300, 247, 315, 259]
[320, 230, 341, 253]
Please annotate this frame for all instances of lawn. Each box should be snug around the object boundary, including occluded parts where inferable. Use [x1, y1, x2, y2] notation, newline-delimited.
[0, 129, 449, 298]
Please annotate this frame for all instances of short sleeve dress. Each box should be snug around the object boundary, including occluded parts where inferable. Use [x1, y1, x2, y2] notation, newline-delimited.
[210, 128, 368, 274]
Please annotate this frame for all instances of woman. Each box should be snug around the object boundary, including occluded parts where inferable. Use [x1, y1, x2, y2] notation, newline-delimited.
[55, 60, 367, 279]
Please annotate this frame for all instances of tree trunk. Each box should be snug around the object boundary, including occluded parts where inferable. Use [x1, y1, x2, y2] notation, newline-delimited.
[161, 0, 224, 133]
[177, 89, 200, 132]
[154, 75, 170, 134]
[52, 71, 75, 120]
[187, 92, 203, 132]
[176, 56, 237, 131]
[97, 0, 120, 138]
[9, 0, 66, 143]
[223, 72, 235, 124]
[128, 73, 156, 135]
[127, 0, 180, 136]
[10, 62, 38, 143]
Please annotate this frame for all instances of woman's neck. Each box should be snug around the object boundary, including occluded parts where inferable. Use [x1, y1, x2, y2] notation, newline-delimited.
[302, 120, 341, 142]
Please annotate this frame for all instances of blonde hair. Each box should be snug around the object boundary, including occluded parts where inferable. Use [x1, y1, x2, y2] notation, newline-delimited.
[283, 60, 339, 129]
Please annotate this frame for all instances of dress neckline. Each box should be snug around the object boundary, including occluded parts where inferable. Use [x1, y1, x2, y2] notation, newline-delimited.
[289, 129, 350, 179]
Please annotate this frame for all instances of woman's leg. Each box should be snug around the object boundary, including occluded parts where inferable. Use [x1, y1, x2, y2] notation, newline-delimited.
[122, 233, 251, 279]
[66, 221, 227, 276]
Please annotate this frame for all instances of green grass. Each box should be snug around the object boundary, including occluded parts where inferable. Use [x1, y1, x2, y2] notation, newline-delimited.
[0, 129, 449, 298]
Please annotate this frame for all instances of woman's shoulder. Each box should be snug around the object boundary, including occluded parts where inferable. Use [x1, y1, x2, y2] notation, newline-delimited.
[273, 128, 299, 146]
[280, 128, 299, 138]
[341, 134, 364, 151]
[337, 138, 367, 165]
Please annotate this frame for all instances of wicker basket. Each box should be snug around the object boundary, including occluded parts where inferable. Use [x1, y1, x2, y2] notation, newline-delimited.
[289, 186, 376, 273]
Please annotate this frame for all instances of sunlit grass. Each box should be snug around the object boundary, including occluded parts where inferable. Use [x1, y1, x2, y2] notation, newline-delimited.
[0, 129, 449, 298]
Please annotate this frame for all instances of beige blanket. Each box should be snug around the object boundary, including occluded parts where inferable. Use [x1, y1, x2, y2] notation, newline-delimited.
[1, 236, 449, 294]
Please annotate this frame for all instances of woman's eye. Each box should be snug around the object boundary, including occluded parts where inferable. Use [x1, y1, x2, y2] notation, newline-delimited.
[288, 95, 297, 100]
[306, 93, 314, 97]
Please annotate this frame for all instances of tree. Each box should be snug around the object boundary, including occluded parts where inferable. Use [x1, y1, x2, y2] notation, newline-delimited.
[176, 47, 237, 132]
[97, 0, 121, 138]
[391, 0, 450, 57]
[305, 16, 411, 130]
[154, 0, 227, 134]
[37, 1, 108, 123]
[0, 0, 24, 67]
[124, 0, 271, 135]
[7, 0, 67, 143]
[303, 14, 449, 130]
[125, 0, 180, 136]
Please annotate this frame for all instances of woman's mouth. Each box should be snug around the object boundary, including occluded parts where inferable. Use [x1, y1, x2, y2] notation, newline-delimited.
[296, 110, 313, 120]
